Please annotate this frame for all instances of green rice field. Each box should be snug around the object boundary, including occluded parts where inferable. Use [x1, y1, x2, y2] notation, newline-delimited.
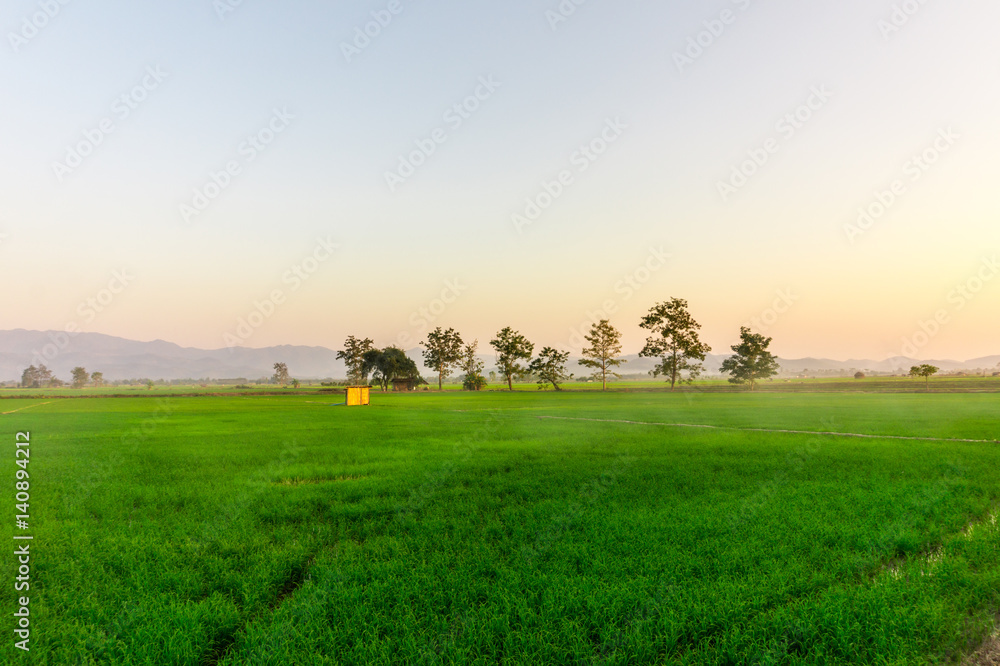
[3, 388, 1000, 664]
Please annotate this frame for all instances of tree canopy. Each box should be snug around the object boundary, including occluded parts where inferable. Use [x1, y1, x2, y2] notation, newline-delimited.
[639, 298, 711, 390]
[71, 367, 89, 389]
[490, 328, 534, 391]
[909, 364, 939, 389]
[272, 363, 290, 387]
[20, 365, 54, 389]
[337, 336, 375, 384]
[460, 340, 487, 391]
[578, 319, 626, 390]
[719, 327, 779, 390]
[529, 347, 572, 391]
[422, 327, 464, 390]
[363, 347, 424, 392]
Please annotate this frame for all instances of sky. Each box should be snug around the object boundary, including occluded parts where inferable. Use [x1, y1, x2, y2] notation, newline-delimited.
[2, 0, 999, 361]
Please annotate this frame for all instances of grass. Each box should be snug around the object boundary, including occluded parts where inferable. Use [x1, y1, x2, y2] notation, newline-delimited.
[2, 391, 999, 664]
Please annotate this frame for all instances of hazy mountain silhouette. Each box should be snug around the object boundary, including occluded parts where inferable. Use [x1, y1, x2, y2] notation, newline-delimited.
[0, 330, 996, 383]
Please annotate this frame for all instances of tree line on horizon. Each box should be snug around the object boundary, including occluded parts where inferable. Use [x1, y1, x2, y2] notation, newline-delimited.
[20, 365, 107, 389]
[335, 298, 782, 392]
[12, 297, 957, 391]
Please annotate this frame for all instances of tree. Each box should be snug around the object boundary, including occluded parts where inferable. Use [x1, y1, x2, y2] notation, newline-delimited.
[909, 364, 939, 389]
[20, 366, 40, 389]
[145, 379, 155, 390]
[490, 327, 534, 391]
[291, 378, 301, 389]
[363, 347, 424, 392]
[854, 371, 866, 380]
[272, 363, 290, 387]
[24, 364, 55, 388]
[91, 372, 105, 387]
[71, 367, 90, 389]
[529, 347, 572, 391]
[422, 327, 464, 391]
[719, 327, 780, 391]
[337, 336, 375, 384]
[578, 319, 627, 390]
[639, 298, 712, 390]
[460, 340, 487, 391]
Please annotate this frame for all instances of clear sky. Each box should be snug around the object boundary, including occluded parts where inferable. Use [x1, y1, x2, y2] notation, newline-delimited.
[2, 0, 999, 361]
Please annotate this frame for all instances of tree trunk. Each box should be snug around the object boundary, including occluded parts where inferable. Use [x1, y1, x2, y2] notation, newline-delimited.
[508, 375, 513, 391]
[670, 352, 678, 391]
[439, 370, 444, 391]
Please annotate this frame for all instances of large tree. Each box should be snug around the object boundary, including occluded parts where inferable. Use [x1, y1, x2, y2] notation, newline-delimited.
[20, 365, 40, 389]
[21, 365, 54, 388]
[363, 347, 423, 392]
[422, 327, 464, 391]
[91, 371, 105, 387]
[460, 340, 487, 391]
[272, 362, 290, 387]
[909, 364, 939, 389]
[529, 347, 572, 391]
[639, 298, 712, 390]
[720, 327, 780, 391]
[71, 367, 89, 389]
[578, 319, 627, 390]
[490, 327, 534, 391]
[336, 336, 375, 384]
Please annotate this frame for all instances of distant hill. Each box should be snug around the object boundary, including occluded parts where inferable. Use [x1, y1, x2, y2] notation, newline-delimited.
[0, 330, 345, 382]
[0, 330, 997, 383]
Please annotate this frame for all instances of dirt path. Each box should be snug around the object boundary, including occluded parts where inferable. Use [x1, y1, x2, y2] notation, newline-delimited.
[1, 401, 52, 415]
[537, 415, 1000, 444]
[966, 621, 1000, 665]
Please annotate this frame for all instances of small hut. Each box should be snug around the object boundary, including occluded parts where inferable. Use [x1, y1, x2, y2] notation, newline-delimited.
[345, 386, 371, 406]
[391, 378, 417, 392]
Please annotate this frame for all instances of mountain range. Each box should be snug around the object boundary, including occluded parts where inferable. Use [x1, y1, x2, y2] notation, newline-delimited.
[1, 330, 998, 383]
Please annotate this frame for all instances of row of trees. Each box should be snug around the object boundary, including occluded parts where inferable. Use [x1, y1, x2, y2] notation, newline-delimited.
[21, 365, 105, 389]
[336, 298, 782, 391]
[336, 334, 484, 391]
